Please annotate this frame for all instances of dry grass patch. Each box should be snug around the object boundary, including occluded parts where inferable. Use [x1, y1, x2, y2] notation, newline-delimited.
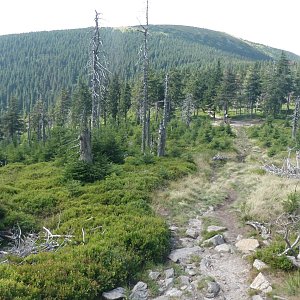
[245, 175, 298, 221]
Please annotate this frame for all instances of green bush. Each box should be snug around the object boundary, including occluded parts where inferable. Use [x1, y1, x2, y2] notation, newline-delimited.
[65, 158, 110, 183]
[282, 191, 300, 214]
[255, 241, 295, 271]
[0, 147, 196, 299]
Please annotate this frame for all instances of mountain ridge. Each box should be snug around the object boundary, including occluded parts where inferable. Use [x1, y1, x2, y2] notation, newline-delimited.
[0, 24, 299, 109]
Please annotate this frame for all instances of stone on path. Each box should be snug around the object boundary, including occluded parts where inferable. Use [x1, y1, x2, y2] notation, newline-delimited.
[129, 282, 148, 300]
[253, 259, 268, 271]
[207, 225, 227, 233]
[205, 281, 221, 298]
[186, 228, 199, 239]
[102, 287, 126, 300]
[215, 243, 231, 253]
[165, 268, 174, 279]
[166, 288, 183, 298]
[235, 238, 259, 253]
[202, 234, 225, 247]
[250, 272, 272, 294]
[168, 246, 203, 263]
[149, 271, 160, 280]
[252, 295, 264, 300]
[178, 275, 190, 286]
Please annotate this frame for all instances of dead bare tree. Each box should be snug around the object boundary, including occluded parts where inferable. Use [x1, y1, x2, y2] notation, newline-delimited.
[275, 213, 300, 259]
[157, 73, 169, 157]
[263, 148, 300, 179]
[182, 93, 194, 127]
[139, 0, 150, 153]
[292, 96, 300, 139]
[89, 10, 109, 130]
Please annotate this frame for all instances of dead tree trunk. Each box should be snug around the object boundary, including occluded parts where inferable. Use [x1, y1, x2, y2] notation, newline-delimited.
[27, 113, 31, 147]
[90, 10, 108, 130]
[141, 0, 150, 154]
[182, 93, 194, 127]
[292, 96, 300, 139]
[158, 74, 169, 157]
[79, 129, 93, 163]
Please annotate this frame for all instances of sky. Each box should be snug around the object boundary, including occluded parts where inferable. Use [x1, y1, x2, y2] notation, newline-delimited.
[0, 0, 299, 55]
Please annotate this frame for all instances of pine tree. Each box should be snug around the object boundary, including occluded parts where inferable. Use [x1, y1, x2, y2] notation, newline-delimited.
[243, 63, 261, 116]
[54, 89, 71, 127]
[1, 96, 24, 143]
[72, 80, 93, 163]
[107, 74, 121, 124]
[119, 82, 131, 123]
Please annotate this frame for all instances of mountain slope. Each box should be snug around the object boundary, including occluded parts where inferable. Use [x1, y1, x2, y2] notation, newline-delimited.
[0, 25, 299, 109]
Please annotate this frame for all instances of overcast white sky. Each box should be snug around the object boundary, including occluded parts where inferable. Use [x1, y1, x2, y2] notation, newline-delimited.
[0, 0, 299, 55]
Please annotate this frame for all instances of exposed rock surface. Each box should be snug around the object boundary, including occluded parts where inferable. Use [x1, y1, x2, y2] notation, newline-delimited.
[102, 287, 126, 300]
[207, 225, 227, 233]
[168, 246, 203, 263]
[130, 282, 148, 300]
[253, 259, 268, 271]
[250, 272, 272, 294]
[235, 238, 259, 253]
[202, 234, 225, 247]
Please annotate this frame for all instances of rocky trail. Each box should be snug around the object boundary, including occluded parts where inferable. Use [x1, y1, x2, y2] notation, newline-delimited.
[103, 124, 290, 300]
[146, 126, 271, 300]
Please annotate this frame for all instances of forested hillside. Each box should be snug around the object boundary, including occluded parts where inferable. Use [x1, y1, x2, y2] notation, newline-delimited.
[0, 24, 299, 110]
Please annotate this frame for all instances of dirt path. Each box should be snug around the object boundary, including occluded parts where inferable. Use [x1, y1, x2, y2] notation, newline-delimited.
[150, 125, 264, 300]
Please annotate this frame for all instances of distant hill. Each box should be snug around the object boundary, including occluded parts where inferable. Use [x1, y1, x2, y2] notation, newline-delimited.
[0, 24, 299, 109]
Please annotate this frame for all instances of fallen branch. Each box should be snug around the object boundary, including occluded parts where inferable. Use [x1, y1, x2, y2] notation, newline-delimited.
[246, 221, 271, 239]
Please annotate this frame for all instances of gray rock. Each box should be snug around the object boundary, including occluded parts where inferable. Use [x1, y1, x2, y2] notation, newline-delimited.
[252, 295, 264, 300]
[166, 288, 183, 298]
[214, 243, 231, 253]
[129, 282, 148, 300]
[102, 287, 126, 300]
[186, 228, 199, 239]
[168, 246, 203, 263]
[205, 281, 221, 298]
[152, 296, 169, 300]
[188, 218, 202, 228]
[207, 225, 227, 233]
[202, 234, 225, 247]
[149, 271, 160, 280]
[179, 237, 196, 248]
[253, 259, 268, 271]
[169, 225, 179, 231]
[186, 268, 197, 276]
[250, 272, 272, 293]
[165, 268, 174, 279]
[165, 277, 174, 289]
[178, 275, 190, 285]
[235, 238, 259, 253]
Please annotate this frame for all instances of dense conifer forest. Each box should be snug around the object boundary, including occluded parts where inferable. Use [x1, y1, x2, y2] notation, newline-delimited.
[1, 22, 300, 299]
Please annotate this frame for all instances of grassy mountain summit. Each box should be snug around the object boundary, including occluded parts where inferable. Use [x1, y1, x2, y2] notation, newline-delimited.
[0, 24, 299, 109]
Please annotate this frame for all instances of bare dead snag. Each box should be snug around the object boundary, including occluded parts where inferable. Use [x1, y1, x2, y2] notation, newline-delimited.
[275, 213, 300, 258]
[157, 74, 169, 157]
[139, 0, 150, 154]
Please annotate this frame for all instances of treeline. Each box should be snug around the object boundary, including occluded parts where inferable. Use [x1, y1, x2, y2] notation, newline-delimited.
[0, 51, 299, 140]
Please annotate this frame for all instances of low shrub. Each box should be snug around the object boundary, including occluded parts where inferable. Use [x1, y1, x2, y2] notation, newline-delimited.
[255, 241, 295, 271]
